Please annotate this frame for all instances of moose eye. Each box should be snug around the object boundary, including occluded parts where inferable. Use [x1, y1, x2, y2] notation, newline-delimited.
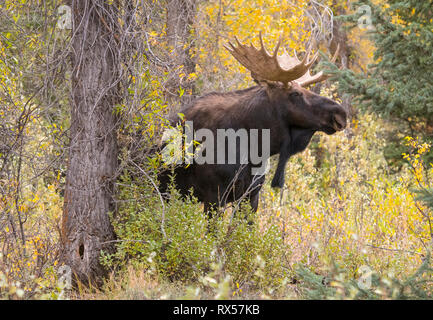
[289, 91, 302, 97]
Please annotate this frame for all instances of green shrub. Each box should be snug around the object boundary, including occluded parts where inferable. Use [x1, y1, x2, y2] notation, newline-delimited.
[101, 171, 289, 290]
[101, 172, 211, 281]
[216, 203, 288, 289]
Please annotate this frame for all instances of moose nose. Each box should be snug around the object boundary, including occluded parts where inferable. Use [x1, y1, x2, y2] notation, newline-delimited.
[332, 113, 347, 131]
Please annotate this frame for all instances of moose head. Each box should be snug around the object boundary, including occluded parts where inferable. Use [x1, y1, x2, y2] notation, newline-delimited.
[225, 32, 347, 135]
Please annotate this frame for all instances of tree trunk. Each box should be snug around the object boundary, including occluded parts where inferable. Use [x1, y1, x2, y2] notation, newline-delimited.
[165, 0, 197, 106]
[61, 0, 120, 286]
[332, 2, 356, 128]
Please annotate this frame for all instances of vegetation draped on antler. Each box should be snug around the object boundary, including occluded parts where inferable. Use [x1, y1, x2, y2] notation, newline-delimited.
[224, 32, 339, 88]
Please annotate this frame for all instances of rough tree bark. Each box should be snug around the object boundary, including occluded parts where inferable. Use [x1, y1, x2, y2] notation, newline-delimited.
[165, 0, 197, 105]
[61, 0, 120, 285]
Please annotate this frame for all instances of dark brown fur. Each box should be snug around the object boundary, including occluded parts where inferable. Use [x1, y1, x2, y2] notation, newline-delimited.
[158, 82, 347, 214]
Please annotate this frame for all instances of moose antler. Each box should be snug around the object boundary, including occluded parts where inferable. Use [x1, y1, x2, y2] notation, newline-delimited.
[295, 43, 340, 87]
[224, 32, 339, 88]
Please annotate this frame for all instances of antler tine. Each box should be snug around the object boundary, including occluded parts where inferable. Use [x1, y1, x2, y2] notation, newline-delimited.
[234, 36, 242, 50]
[305, 51, 319, 68]
[259, 31, 265, 51]
[301, 44, 312, 64]
[224, 41, 234, 52]
[292, 44, 319, 69]
[224, 32, 326, 86]
[293, 49, 299, 61]
[258, 31, 274, 57]
[273, 35, 282, 58]
[305, 42, 320, 65]
[330, 43, 340, 63]
[297, 43, 341, 87]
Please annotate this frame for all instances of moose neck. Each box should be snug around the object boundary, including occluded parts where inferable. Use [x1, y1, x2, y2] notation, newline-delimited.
[240, 86, 315, 157]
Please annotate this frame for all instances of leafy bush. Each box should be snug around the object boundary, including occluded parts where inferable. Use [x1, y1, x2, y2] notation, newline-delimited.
[101, 171, 289, 290]
[210, 203, 288, 289]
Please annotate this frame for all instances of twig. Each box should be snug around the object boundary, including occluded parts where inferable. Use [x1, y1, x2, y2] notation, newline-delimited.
[100, 239, 148, 245]
[366, 244, 423, 256]
[130, 161, 167, 240]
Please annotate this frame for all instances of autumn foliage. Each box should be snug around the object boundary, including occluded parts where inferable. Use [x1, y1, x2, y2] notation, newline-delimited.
[0, 0, 432, 299]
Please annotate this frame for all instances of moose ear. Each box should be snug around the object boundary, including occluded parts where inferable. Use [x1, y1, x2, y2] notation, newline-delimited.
[255, 80, 276, 99]
[256, 80, 289, 101]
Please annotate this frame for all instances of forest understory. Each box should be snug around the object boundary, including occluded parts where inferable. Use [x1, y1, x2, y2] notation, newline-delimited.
[0, 0, 432, 300]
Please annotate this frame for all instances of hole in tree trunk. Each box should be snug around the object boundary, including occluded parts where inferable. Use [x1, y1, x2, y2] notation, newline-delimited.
[79, 244, 84, 260]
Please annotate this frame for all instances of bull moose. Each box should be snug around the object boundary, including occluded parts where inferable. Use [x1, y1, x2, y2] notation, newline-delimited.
[158, 33, 347, 215]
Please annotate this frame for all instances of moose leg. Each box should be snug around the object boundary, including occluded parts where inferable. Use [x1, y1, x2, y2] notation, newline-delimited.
[204, 202, 218, 220]
[249, 192, 260, 213]
[271, 128, 315, 188]
[249, 174, 265, 212]
[271, 139, 291, 188]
